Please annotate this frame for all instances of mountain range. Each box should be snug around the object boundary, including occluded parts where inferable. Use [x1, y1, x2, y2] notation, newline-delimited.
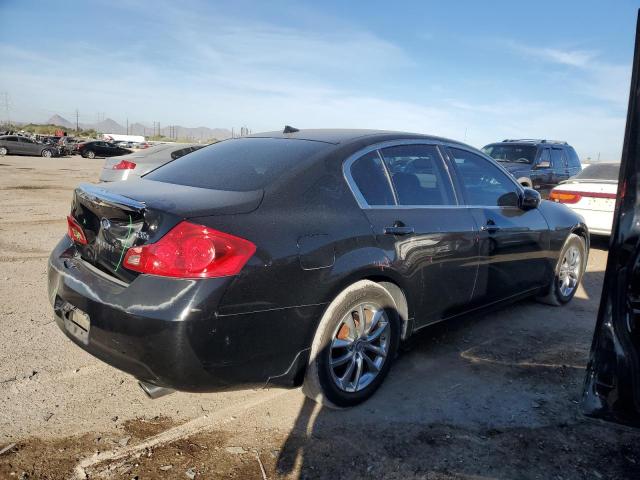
[44, 115, 232, 141]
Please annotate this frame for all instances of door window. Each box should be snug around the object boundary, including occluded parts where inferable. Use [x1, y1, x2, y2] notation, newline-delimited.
[349, 150, 395, 206]
[538, 148, 551, 168]
[379, 144, 455, 206]
[448, 147, 520, 207]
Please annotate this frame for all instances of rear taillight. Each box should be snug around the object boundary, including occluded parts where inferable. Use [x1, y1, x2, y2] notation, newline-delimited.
[123, 221, 256, 278]
[549, 190, 582, 204]
[67, 215, 88, 245]
[113, 159, 137, 170]
[550, 189, 617, 204]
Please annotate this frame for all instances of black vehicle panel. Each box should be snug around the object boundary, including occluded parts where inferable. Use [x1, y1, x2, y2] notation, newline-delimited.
[582, 11, 640, 427]
[47, 128, 590, 394]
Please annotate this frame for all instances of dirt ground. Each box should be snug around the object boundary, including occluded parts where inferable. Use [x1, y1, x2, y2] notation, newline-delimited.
[0, 154, 639, 479]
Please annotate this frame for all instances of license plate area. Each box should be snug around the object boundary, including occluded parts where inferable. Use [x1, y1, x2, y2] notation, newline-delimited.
[56, 299, 90, 345]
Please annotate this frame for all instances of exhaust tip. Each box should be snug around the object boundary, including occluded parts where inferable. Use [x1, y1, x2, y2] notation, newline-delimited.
[138, 380, 175, 399]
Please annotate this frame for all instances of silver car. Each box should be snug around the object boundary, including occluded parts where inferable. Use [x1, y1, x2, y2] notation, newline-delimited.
[99, 143, 204, 182]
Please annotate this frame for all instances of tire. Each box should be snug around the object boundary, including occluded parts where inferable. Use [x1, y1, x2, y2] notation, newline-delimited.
[84, 150, 96, 159]
[518, 177, 532, 188]
[0, 147, 7, 156]
[537, 233, 587, 306]
[303, 280, 401, 408]
[41, 149, 53, 158]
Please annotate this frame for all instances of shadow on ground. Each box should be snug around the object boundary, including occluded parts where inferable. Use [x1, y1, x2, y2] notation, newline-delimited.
[274, 258, 640, 480]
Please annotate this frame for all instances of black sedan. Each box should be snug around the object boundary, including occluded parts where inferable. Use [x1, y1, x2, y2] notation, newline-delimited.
[76, 140, 132, 159]
[0, 135, 60, 157]
[48, 129, 588, 407]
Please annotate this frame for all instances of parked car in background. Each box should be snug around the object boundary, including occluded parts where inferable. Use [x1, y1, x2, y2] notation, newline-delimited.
[549, 163, 619, 236]
[59, 137, 82, 155]
[0, 135, 60, 157]
[482, 139, 582, 197]
[49, 129, 588, 407]
[99, 143, 204, 181]
[76, 141, 132, 159]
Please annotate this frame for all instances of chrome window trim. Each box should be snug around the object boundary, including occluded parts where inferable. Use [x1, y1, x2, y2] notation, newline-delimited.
[343, 139, 461, 210]
[443, 143, 525, 195]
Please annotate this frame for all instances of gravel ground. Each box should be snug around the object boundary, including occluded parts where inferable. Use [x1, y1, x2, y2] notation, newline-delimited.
[0, 154, 639, 479]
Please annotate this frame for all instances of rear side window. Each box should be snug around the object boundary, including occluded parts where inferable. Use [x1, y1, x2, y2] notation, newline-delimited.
[349, 151, 395, 206]
[550, 149, 565, 168]
[566, 147, 581, 167]
[574, 163, 619, 181]
[147, 138, 331, 191]
[380, 144, 454, 205]
[448, 147, 520, 207]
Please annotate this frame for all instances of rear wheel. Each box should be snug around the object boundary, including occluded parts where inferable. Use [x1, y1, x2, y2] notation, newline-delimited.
[537, 233, 586, 305]
[84, 150, 96, 159]
[41, 149, 53, 158]
[0, 147, 7, 156]
[518, 177, 532, 188]
[303, 280, 400, 408]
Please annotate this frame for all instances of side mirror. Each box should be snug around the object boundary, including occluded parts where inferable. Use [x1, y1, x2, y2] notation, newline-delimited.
[520, 188, 541, 210]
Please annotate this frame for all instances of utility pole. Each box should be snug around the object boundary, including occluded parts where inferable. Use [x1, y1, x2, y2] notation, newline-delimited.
[1, 92, 9, 128]
[126, 117, 129, 135]
[75, 109, 79, 133]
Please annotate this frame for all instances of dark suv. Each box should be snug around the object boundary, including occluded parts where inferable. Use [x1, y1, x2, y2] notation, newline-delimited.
[482, 139, 582, 196]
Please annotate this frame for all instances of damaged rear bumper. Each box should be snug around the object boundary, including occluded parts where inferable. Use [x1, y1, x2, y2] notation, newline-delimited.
[47, 237, 321, 392]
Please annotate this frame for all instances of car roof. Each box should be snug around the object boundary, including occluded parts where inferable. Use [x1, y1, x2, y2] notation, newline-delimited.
[247, 128, 467, 146]
[485, 139, 570, 147]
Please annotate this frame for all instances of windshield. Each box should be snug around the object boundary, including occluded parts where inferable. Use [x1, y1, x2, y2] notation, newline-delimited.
[146, 137, 332, 191]
[482, 144, 538, 164]
[573, 163, 620, 181]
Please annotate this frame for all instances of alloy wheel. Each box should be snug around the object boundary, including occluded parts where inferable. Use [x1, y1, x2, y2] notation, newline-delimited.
[329, 302, 390, 393]
[558, 245, 581, 297]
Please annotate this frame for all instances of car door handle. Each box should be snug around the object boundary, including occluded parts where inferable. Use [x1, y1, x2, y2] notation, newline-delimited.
[481, 225, 501, 233]
[384, 226, 415, 235]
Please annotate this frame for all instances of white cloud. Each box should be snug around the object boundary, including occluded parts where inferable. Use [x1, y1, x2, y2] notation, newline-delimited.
[0, 3, 630, 162]
[511, 43, 597, 67]
[507, 40, 630, 107]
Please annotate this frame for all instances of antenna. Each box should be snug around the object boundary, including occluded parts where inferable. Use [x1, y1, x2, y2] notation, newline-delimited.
[283, 125, 299, 134]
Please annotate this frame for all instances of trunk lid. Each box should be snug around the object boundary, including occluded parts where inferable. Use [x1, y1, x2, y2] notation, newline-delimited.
[70, 181, 263, 282]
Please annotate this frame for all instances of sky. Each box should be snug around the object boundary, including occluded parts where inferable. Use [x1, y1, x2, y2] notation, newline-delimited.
[0, 0, 638, 161]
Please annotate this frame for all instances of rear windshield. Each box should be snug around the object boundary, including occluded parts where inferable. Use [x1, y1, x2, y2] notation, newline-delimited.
[573, 163, 620, 181]
[146, 137, 331, 191]
[482, 144, 538, 164]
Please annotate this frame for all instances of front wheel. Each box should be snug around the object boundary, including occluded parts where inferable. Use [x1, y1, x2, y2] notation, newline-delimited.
[84, 150, 96, 159]
[303, 280, 400, 408]
[537, 233, 587, 306]
[41, 149, 53, 158]
[0, 147, 7, 156]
